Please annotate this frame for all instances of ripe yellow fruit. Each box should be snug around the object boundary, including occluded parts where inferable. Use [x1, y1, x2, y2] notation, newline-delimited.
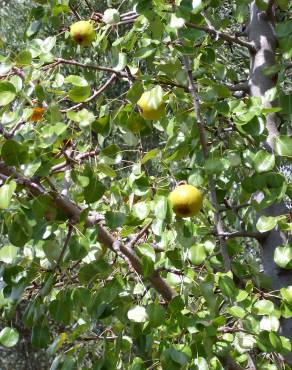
[70, 21, 95, 47]
[137, 91, 165, 120]
[169, 184, 203, 218]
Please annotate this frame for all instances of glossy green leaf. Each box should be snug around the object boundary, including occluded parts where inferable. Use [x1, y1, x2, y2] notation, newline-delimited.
[0, 181, 16, 209]
[274, 135, 292, 158]
[1, 140, 28, 166]
[254, 300, 275, 315]
[0, 81, 16, 106]
[0, 327, 19, 347]
[274, 244, 292, 269]
[253, 150, 275, 173]
[256, 216, 278, 232]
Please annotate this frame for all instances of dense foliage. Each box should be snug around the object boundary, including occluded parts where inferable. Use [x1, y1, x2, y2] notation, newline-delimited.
[0, 0, 291, 369]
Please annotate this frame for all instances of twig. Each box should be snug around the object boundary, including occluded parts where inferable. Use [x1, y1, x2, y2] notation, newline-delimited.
[181, 55, 231, 272]
[0, 123, 12, 139]
[51, 149, 99, 174]
[42, 58, 126, 77]
[61, 73, 117, 112]
[155, 267, 184, 276]
[69, 4, 81, 20]
[219, 202, 251, 212]
[215, 231, 267, 241]
[186, 22, 256, 53]
[226, 81, 249, 92]
[9, 120, 26, 137]
[55, 223, 74, 269]
[126, 220, 153, 248]
[84, 0, 93, 12]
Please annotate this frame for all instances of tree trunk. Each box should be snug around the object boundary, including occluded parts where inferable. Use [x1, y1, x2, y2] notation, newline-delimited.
[248, 1, 292, 363]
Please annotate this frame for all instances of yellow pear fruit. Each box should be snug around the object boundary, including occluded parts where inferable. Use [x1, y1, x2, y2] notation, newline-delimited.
[137, 89, 165, 120]
[70, 21, 95, 47]
[169, 184, 203, 218]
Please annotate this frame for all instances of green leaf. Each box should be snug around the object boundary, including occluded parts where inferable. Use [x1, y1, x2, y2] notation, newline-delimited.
[105, 211, 126, 230]
[205, 158, 226, 174]
[274, 244, 292, 269]
[69, 235, 89, 261]
[16, 50, 32, 66]
[256, 215, 278, 232]
[132, 202, 150, 220]
[227, 306, 246, 319]
[68, 85, 91, 103]
[78, 260, 111, 283]
[114, 52, 127, 71]
[260, 316, 280, 332]
[254, 300, 275, 315]
[49, 300, 71, 325]
[0, 181, 16, 209]
[146, 304, 166, 327]
[253, 150, 275, 173]
[169, 348, 188, 365]
[0, 81, 16, 106]
[274, 136, 292, 158]
[64, 75, 88, 86]
[141, 149, 159, 164]
[136, 244, 156, 263]
[1, 140, 29, 166]
[0, 327, 19, 347]
[280, 286, 292, 303]
[279, 93, 292, 114]
[0, 245, 18, 263]
[127, 82, 144, 104]
[219, 275, 238, 298]
[96, 163, 117, 178]
[128, 306, 148, 323]
[8, 213, 32, 247]
[31, 325, 50, 348]
[84, 178, 105, 204]
[189, 244, 207, 266]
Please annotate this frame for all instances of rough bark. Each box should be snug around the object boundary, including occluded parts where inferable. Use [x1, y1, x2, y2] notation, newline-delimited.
[248, 1, 292, 363]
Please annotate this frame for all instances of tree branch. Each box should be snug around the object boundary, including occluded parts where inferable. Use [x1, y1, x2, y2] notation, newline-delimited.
[126, 220, 153, 249]
[181, 55, 231, 272]
[0, 161, 175, 302]
[265, 0, 275, 17]
[61, 73, 117, 112]
[55, 222, 74, 269]
[42, 58, 126, 77]
[51, 149, 100, 174]
[215, 231, 267, 241]
[186, 22, 257, 53]
[69, 3, 81, 20]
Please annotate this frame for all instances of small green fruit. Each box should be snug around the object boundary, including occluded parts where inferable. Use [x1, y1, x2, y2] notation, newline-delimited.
[169, 184, 203, 218]
[70, 21, 95, 47]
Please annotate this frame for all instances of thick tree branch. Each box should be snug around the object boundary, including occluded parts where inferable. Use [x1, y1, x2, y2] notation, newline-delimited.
[0, 162, 175, 302]
[186, 22, 257, 53]
[265, 0, 275, 17]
